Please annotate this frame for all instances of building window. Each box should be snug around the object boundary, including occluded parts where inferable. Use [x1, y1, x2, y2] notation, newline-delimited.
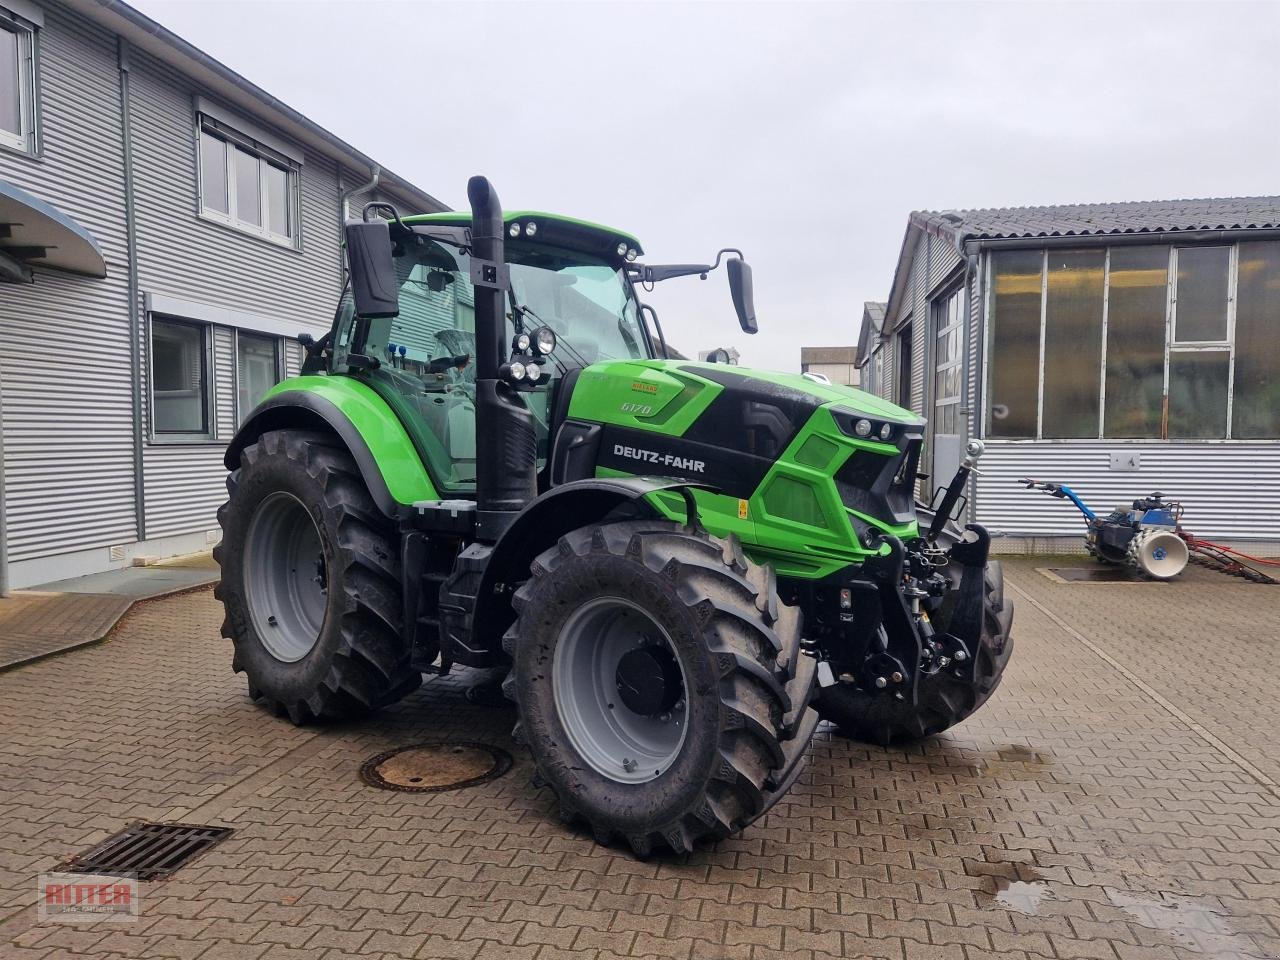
[896, 321, 912, 410]
[987, 241, 1280, 440]
[198, 121, 297, 245]
[0, 13, 35, 154]
[237, 333, 279, 424]
[152, 318, 210, 437]
[931, 286, 964, 435]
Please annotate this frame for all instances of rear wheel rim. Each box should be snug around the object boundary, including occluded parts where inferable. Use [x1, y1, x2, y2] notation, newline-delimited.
[244, 491, 327, 662]
[552, 597, 690, 784]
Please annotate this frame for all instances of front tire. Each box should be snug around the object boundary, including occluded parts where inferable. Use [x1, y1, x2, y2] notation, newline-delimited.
[214, 429, 420, 723]
[503, 521, 817, 856]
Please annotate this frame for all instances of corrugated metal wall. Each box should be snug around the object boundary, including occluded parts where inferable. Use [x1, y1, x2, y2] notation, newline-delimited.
[0, 7, 136, 562]
[975, 441, 1280, 541]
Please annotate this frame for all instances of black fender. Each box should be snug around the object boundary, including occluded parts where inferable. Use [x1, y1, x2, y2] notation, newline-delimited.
[225, 391, 404, 519]
[471, 476, 718, 659]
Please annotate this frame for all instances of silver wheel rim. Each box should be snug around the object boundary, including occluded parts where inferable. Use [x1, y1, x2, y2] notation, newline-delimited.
[244, 491, 327, 662]
[552, 597, 690, 784]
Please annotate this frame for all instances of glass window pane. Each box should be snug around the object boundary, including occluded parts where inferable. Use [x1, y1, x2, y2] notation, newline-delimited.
[265, 164, 289, 237]
[0, 27, 20, 136]
[1233, 241, 1280, 438]
[199, 132, 229, 215]
[1167, 350, 1228, 439]
[237, 335, 278, 423]
[1174, 246, 1229, 341]
[1104, 246, 1168, 438]
[152, 319, 207, 434]
[233, 147, 261, 227]
[988, 250, 1042, 438]
[1042, 249, 1104, 438]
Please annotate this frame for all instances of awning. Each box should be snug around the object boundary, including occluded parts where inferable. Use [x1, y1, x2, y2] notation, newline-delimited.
[0, 179, 107, 282]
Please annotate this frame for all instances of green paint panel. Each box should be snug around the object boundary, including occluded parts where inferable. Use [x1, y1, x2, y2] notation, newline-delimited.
[262, 376, 439, 506]
[568, 361, 722, 435]
[402, 210, 643, 254]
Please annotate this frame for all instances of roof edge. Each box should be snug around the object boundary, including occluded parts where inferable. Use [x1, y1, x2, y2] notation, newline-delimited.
[68, 0, 449, 214]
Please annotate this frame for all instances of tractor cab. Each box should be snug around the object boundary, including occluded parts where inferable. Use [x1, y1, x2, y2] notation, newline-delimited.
[327, 212, 654, 496]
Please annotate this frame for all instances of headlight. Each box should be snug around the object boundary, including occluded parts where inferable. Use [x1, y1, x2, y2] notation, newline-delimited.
[533, 326, 556, 355]
[854, 418, 872, 437]
[626, 248, 638, 262]
[526, 363, 542, 382]
[616, 242, 628, 257]
[878, 423, 893, 441]
[514, 333, 531, 352]
[525, 221, 538, 237]
[507, 361, 526, 381]
[508, 222, 521, 238]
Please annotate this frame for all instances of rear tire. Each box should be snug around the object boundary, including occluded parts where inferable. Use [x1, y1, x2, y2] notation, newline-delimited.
[214, 429, 420, 723]
[503, 521, 817, 856]
[817, 559, 1013, 745]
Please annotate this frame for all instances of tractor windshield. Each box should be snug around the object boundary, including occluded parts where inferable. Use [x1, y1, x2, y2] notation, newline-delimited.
[331, 232, 648, 495]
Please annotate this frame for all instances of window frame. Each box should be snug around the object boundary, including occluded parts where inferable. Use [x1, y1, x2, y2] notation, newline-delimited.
[0, 10, 37, 156]
[928, 282, 966, 436]
[196, 117, 300, 249]
[984, 240, 1269, 442]
[233, 329, 284, 426]
[148, 314, 217, 444]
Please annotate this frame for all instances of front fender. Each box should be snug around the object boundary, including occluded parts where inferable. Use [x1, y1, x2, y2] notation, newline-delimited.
[227, 377, 439, 518]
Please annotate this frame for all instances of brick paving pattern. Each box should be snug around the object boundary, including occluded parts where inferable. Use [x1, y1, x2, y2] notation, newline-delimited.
[1, 559, 1278, 959]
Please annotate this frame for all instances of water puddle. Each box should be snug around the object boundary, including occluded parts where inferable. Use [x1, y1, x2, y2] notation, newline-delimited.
[1105, 889, 1266, 958]
[994, 878, 1054, 914]
[969, 861, 1267, 957]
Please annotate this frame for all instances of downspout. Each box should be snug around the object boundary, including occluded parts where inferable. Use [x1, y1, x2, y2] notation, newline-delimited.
[961, 251, 980, 522]
[339, 164, 379, 237]
[119, 38, 146, 544]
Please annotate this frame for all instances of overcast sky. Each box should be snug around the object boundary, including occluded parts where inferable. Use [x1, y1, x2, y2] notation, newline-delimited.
[134, 0, 1280, 372]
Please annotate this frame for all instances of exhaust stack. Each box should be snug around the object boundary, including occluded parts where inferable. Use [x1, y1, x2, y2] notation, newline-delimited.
[468, 176, 537, 531]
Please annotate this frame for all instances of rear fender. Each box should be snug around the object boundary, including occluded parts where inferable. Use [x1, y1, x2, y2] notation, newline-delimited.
[226, 383, 439, 519]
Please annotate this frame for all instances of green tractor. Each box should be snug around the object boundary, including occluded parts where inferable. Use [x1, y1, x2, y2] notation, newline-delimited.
[216, 176, 1013, 855]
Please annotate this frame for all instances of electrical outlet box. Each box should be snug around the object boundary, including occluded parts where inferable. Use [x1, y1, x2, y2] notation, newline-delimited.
[1109, 451, 1141, 471]
[109, 544, 127, 562]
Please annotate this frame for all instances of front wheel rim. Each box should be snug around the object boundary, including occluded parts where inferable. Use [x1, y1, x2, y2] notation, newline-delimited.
[244, 491, 327, 662]
[551, 597, 690, 784]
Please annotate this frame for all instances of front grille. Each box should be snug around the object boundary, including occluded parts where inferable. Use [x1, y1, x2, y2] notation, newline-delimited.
[834, 438, 920, 526]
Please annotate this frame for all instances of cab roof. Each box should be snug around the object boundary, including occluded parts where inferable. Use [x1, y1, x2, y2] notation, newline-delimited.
[403, 210, 644, 259]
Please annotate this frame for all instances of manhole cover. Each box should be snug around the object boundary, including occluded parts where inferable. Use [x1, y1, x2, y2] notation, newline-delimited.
[359, 741, 512, 793]
[66, 822, 232, 881]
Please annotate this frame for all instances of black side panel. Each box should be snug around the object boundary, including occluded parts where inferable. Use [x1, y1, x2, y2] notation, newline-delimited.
[679, 364, 821, 460]
[550, 419, 602, 485]
[597, 424, 773, 500]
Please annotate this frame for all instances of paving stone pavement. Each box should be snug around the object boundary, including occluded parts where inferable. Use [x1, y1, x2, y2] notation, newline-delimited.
[1, 560, 1278, 960]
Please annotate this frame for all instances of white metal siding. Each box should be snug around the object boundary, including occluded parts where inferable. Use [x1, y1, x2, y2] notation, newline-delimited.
[974, 441, 1280, 540]
[214, 326, 235, 434]
[0, 7, 137, 562]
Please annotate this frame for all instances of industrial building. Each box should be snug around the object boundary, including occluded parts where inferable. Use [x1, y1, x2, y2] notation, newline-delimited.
[0, 0, 443, 588]
[858, 198, 1280, 551]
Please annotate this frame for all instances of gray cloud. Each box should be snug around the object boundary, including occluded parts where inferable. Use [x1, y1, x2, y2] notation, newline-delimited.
[133, 0, 1280, 370]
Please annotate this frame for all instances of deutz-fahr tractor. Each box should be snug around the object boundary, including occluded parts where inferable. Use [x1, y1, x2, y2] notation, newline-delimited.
[216, 176, 1013, 855]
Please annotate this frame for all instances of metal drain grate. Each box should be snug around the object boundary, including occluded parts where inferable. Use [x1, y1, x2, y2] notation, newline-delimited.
[66, 822, 232, 881]
[360, 741, 512, 793]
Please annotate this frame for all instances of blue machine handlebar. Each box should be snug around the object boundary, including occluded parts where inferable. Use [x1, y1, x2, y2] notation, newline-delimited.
[1019, 478, 1097, 522]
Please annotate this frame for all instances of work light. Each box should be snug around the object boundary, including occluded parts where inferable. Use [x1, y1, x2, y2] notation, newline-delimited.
[854, 418, 872, 437]
[533, 326, 557, 355]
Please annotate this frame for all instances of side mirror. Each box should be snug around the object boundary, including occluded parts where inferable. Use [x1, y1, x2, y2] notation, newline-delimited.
[344, 219, 399, 318]
[727, 258, 757, 334]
